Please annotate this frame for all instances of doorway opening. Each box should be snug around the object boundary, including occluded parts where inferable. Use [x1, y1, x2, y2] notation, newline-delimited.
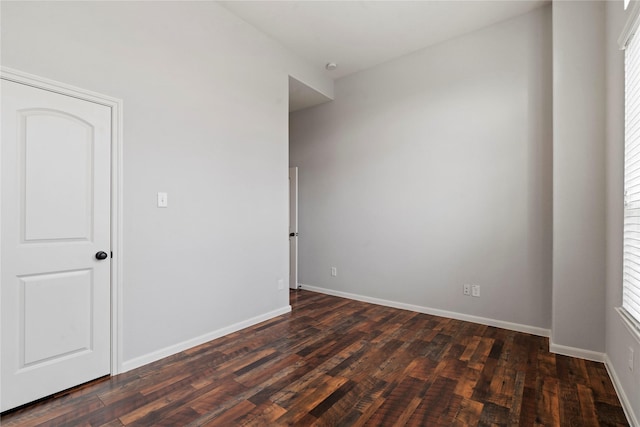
[287, 76, 332, 302]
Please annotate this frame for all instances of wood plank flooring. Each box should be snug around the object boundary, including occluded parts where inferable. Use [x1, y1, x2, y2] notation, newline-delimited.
[1, 289, 629, 426]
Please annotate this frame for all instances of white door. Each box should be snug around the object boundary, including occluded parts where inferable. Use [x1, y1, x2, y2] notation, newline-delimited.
[1, 80, 112, 411]
[289, 167, 298, 290]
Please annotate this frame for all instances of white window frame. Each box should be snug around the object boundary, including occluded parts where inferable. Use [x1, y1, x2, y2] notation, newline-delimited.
[620, 0, 640, 339]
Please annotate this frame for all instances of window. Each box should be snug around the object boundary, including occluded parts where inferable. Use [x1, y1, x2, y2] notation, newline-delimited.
[624, 24, 640, 326]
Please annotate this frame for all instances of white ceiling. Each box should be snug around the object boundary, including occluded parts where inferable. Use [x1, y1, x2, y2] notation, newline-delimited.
[220, 0, 549, 111]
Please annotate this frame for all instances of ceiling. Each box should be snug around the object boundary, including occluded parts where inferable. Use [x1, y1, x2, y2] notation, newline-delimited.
[219, 0, 549, 111]
[289, 76, 332, 112]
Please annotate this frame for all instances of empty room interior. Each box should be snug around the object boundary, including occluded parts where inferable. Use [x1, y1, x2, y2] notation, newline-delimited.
[1, 0, 640, 425]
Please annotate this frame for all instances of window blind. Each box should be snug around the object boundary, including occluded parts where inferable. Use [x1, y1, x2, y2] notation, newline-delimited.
[624, 29, 640, 325]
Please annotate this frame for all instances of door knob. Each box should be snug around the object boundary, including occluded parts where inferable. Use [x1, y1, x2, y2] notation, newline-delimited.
[95, 251, 108, 260]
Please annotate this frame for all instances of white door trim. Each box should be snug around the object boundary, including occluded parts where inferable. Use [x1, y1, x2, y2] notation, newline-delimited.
[1, 67, 124, 375]
[289, 167, 298, 290]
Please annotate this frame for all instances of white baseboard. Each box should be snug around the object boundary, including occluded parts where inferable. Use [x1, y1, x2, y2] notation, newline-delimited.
[548, 341, 605, 362]
[299, 284, 550, 338]
[121, 305, 291, 373]
[605, 354, 639, 427]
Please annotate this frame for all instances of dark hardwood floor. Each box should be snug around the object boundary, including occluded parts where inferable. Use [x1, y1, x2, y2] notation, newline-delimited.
[1, 289, 629, 426]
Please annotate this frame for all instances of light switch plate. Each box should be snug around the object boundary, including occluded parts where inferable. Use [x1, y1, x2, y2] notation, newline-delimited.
[157, 192, 168, 208]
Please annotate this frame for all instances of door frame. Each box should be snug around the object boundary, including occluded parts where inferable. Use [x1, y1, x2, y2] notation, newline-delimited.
[1, 67, 124, 375]
[289, 167, 298, 290]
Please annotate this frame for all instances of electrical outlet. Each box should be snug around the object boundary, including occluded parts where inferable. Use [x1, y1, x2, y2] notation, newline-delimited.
[629, 347, 635, 371]
[463, 284, 471, 296]
[331, 267, 337, 277]
[471, 285, 480, 297]
[277, 279, 284, 290]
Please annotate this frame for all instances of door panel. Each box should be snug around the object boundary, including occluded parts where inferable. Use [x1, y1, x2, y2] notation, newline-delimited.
[21, 270, 93, 366]
[1, 80, 112, 411]
[22, 110, 95, 242]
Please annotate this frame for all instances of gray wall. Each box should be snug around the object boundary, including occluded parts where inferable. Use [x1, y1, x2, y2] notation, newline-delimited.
[551, 1, 606, 353]
[1, 1, 332, 365]
[290, 7, 553, 330]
